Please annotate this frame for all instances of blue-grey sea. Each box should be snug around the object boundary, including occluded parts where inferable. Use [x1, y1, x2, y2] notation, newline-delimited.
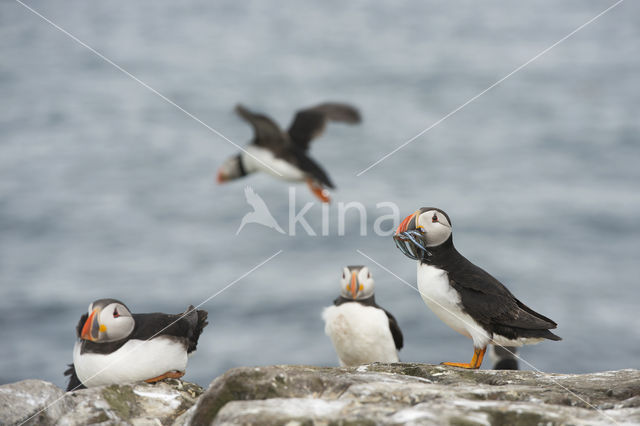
[1, 0, 639, 389]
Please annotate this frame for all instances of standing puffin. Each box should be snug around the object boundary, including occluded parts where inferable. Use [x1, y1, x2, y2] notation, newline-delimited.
[322, 266, 403, 366]
[64, 299, 208, 390]
[217, 103, 361, 203]
[393, 207, 560, 369]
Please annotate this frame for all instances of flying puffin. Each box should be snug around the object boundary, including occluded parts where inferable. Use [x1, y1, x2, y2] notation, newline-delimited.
[64, 298, 208, 390]
[322, 265, 403, 366]
[393, 207, 560, 369]
[217, 103, 361, 203]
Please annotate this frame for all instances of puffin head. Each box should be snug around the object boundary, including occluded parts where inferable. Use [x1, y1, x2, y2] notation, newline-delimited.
[339, 265, 374, 300]
[393, 207, 452, 260]
[217, 154, 246, 184]
[80, 298, 135, 343]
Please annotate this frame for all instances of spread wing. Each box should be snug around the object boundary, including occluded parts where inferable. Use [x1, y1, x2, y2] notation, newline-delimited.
[287, 103, 361, 152]
[235, 104, 285, 151]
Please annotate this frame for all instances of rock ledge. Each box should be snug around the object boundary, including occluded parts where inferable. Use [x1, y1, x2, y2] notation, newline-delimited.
[1, 364, 638, 425]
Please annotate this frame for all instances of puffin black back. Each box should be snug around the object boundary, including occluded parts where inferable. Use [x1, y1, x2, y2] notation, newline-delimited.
[424, 235, 560, 340]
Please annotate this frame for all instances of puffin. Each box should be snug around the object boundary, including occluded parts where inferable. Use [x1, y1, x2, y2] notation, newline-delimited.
[217, 103, 361, 203]
[393, 207, 560, 369]
[490, 345, 519, 370]
[322, 265, 403, 366]
[64, 298, 208, 390]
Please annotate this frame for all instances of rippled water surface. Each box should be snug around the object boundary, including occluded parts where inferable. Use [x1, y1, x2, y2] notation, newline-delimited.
[1, 0, 639, 388]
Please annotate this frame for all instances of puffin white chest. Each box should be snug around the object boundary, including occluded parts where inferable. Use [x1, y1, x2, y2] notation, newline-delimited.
[417, 263, 490, 347]
[73, 337, 188, 387]
[243, 146, 306, 181]
[322, 302, 398, 366]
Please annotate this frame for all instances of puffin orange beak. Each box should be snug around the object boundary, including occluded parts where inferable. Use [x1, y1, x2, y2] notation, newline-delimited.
[216, 170, 226, 184]
[394, 210, 431, 260]
[81, 308, 101, 341]
[350, 271, 358, 299]
[395, 211, 419, 236]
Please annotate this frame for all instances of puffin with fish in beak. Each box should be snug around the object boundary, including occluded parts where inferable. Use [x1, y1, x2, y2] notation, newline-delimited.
[393, 207, 560, 369]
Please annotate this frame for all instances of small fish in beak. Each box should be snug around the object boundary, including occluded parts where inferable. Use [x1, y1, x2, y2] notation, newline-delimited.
[393, 211, 431, 260]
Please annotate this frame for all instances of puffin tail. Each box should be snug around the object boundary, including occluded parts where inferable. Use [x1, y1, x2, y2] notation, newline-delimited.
[540, 329, 562, 341]
[185, 305, 209, 353]
[64, 364, 86, 392]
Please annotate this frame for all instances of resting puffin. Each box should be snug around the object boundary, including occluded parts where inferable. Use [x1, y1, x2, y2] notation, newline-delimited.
[393, 207, 560, 369]
[322, 266, 403, 366]
[217, 103, 361, 203]
[64, 299, 208, 390]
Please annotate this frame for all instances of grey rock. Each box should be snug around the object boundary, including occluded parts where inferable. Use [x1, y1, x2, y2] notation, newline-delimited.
[0, 380, 67, 426]
[2, 365, 639, 425]
[189, 364, 640, 426]
[0, 379, 203, 426]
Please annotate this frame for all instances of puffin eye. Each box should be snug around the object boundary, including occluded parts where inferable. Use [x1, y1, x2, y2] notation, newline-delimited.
[342, 272, 345, 279]
[432, 213, 438, 223]
[113, 308, 120, 318]
[367, 272, 371, 278]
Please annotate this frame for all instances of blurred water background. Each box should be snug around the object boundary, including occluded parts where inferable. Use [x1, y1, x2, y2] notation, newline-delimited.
[1, 0, 639, 388]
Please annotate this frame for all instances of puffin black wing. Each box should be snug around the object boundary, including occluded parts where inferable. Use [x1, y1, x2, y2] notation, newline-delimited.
[286, 148, 335, 188]
[235, 104, 285, 151]
[447, 256, 561, 341]
[184, 305, 209, 353]
[130, 306, 209, 353]
[287, 103, 361, 152]
[381, 308, 404, 351]
[64, 364, 86, 391]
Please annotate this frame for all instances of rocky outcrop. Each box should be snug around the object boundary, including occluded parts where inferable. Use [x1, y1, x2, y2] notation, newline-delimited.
[190, 364, 640, 425]
[1, 365, 638, 425]
[0, 378, 202, 425]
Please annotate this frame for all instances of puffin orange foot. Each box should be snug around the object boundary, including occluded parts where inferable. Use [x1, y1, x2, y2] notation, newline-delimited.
[145, 370, 185, 383]
[441, 361, 477, 369]
[306, 179, 331, 203]
[441, 347, 486, 370]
